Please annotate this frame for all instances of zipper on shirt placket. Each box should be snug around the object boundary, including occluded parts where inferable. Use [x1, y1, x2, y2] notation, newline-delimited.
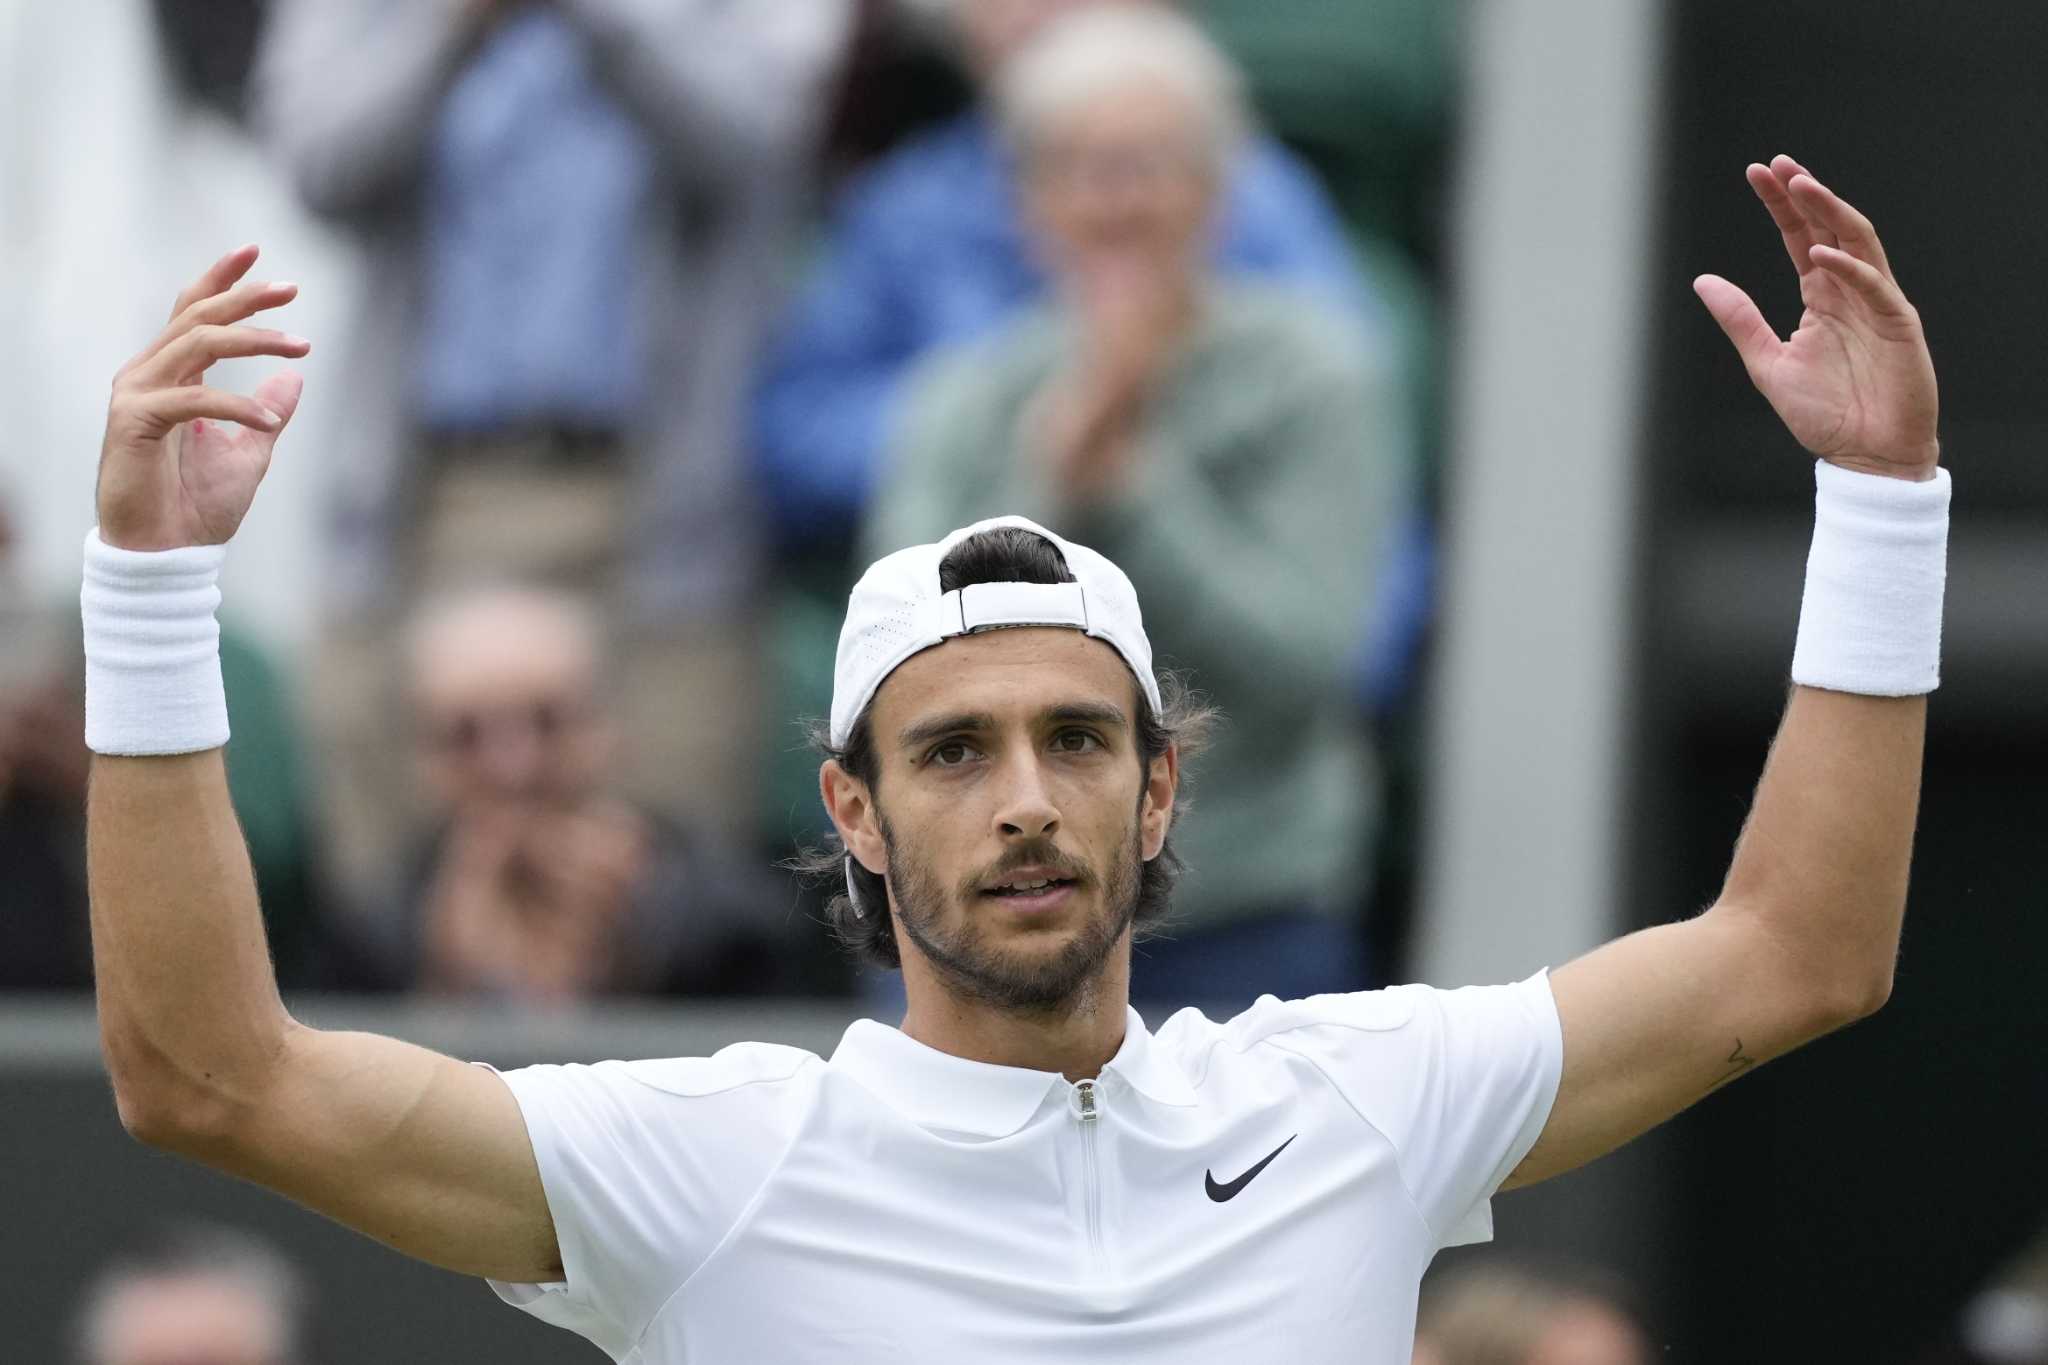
[1070, 1078, 1106, 1271]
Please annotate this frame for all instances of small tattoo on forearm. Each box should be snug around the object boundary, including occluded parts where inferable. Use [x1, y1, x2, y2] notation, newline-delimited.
[1703, 1038, 1757, 1096]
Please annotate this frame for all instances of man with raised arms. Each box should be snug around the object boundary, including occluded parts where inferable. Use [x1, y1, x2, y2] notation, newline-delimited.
[82, 156, 1944, 1361]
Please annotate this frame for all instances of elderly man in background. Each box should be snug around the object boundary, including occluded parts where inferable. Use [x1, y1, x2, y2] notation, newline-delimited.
[862, 5, 1409, 1007]
[324, 584, 793, 1001]
[1411, 1262, 1653, 1365]
[73, 1224, 309, 1365]
[754, 0, 1384, 547]
[254, 0, 853, 921]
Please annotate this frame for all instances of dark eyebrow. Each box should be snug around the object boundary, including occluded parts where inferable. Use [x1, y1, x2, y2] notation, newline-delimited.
[895, 701, 1129, 752]
[1045, 701, 1129, 733]
[898, 711, 996, 751]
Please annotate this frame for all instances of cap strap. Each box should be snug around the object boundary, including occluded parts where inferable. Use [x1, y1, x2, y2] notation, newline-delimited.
[947, 581, 1090, 636]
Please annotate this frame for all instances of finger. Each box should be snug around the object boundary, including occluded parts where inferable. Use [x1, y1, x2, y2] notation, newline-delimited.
[1692, 274, 1782, 386]
[132, 325, 311, 388]
[1769, 153, 1820, 187]
[129, 280, 303, 374]
[1746, 162, 1830, 275]
[126, 385, 285, 437]
[1767, 156, 1842, 248]
[1807, 244, 1917, 323]
[166, 245, 260, 324]
[1787, 174, 1895, 283]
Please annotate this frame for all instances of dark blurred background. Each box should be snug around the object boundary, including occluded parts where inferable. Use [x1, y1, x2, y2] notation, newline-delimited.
[1636, 2, 2048, 1359]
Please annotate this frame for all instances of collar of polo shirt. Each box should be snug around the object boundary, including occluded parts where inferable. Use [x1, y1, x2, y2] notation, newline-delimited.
[830, 1008, 1199, 1137]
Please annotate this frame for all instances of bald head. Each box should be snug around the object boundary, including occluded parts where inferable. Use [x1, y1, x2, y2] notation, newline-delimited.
[75, 1226, 304, 1365]
[1413, 1263, 1651, 1365]
[406, 585, 601, 708]
[404, 585, 615, 811]
[87, 1274, 290, 1365]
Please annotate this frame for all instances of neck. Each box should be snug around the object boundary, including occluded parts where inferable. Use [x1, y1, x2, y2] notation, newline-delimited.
[896, 941, 1133, 1083]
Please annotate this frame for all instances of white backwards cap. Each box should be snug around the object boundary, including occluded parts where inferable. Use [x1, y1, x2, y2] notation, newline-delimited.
[830, 515, 1161, 747]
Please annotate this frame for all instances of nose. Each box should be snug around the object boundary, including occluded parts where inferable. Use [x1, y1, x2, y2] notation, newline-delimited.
[992, 753, 1061, 840]
[474, 723, 546, 796]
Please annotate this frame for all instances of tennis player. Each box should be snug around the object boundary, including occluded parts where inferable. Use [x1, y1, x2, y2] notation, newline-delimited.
[81, 155, 1944, 1362]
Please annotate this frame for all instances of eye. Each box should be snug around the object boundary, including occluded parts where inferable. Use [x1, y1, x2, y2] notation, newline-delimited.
[1051, 729, 1104, 754]
[926, 740, 980, 767]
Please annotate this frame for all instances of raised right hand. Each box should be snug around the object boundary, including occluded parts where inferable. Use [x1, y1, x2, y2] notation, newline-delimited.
[96, 245, 310, 551]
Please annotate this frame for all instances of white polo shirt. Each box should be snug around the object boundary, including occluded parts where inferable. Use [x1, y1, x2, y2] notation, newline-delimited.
[489, 971, 1563, 1363]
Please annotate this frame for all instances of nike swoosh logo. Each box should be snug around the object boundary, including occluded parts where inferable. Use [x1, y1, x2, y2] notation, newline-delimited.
[1205, 1134, 1298, 1202]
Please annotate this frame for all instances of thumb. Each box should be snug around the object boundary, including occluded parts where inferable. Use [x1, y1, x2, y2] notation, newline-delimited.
[251, 369, 305, 438]
[1692, 275, 1780, 388]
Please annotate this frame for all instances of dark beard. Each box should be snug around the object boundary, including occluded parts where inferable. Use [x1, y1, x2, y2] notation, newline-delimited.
[884, 812, 1143, 1015]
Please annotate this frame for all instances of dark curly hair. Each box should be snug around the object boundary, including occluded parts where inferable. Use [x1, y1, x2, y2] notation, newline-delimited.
[788, 526, 1216, 970]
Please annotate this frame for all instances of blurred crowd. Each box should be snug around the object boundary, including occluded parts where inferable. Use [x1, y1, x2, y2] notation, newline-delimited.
[2, 0, 1458, 1009]
[62, 1218, 2048, 1364]
[66, 1224, 1667, 1365]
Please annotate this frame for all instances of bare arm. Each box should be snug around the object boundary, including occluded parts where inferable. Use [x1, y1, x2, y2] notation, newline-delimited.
[1507, 688, 1919, 1186]
[255, 0, 495, 218]
[556, 0, 852, 190]
[1506, 156, 1943, 1187]
[88, 247, 559, 1282]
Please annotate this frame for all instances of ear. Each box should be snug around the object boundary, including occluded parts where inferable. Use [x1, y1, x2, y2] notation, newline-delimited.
[820, 759, 888, 876]
[1139, 741, 1178, 862]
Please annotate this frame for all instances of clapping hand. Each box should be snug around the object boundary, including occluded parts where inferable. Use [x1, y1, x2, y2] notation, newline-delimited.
[1033, 252, 1192, 505]
[422, 799, 650, 1001]
[1693, 156, 1939, 482]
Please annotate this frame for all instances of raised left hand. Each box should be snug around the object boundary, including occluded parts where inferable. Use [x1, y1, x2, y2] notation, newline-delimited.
[1693, 155, 1939, 481]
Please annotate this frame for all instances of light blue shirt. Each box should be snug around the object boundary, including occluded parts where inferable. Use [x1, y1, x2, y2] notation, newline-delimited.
[415, 10, 653, 433]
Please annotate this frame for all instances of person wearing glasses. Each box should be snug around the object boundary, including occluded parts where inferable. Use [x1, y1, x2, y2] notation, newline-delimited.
[322, 582, 790, 1002]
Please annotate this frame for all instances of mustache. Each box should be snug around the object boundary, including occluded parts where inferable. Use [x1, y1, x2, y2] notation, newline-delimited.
[961, 841, 1091, 894]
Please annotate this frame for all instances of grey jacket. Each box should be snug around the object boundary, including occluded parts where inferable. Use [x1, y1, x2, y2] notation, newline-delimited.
[255, 0, 850, 623]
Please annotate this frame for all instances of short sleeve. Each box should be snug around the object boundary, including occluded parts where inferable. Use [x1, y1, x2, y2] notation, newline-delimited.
[1250, 970, 1563, 1250]
[484, 1046, 818, 1360]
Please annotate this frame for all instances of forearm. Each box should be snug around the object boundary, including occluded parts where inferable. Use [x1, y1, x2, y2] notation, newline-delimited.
[560, 0, 848, 186]
[256, 0, 489, 217]
[1707, 451, 1948, 1013]
[1711, 686, 1923, 1013]
[88, 750, 293, 1140]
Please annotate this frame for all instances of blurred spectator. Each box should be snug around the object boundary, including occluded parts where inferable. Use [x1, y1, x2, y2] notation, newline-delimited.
[0, 2, 354, 655]
[1924, 1229, 2048, 1364]
[754, 0, 1384, 548]
[861, 6, 1409, 1008]
[751, 0, 1422, 876]
[324, 584, 794, 1001]
[0, 495, 322, 989]
[72, 1222, 309, 1365]
[1412, 1261, 1652, 1365]
[1, 498, 90, 988]
[254, 0, 854, 915]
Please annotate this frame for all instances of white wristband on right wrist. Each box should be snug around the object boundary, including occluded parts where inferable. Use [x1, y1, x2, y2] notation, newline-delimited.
[1790, 459, 1950, 696]
[81, 528, 232, 756]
